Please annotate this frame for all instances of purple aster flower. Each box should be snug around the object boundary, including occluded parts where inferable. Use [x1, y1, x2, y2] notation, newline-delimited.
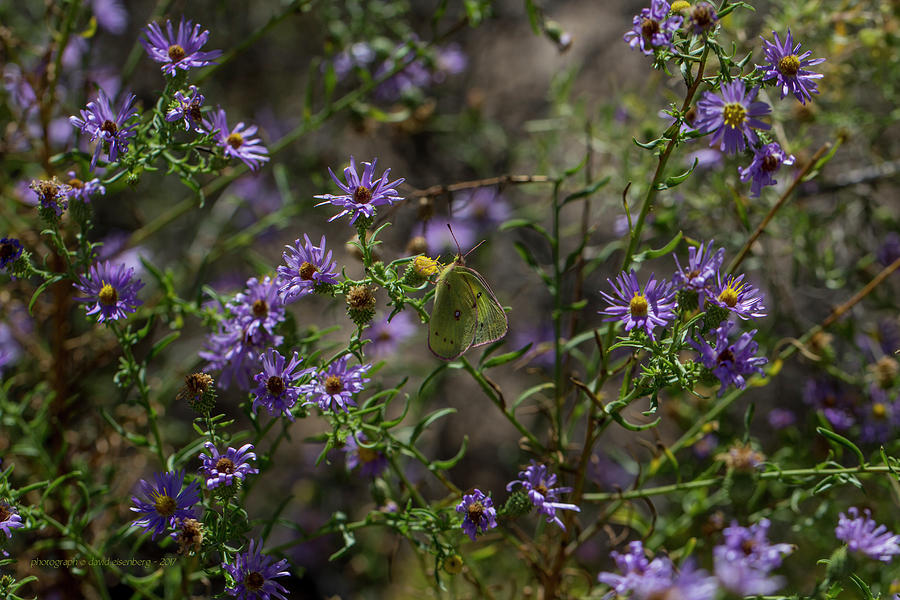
[803, 378, 856, 430]
[835, 507, 900, 562]
[69, 88, 138, 170]
[374, 53, 433, 102]
[635, 560, 718, 600]
[686, 147, 725, 171]
[452, 187, 512, 233]
[130, 470, 200, 540]
[3, 64, 37, 111]
[688, 2, 718, 35]
[29, 178, 71, 216]
[757, 30, 825, 104]
[859, 385, 900, 444]
[223, 539, 290, 600]
[694, 80, 771, 155]
[597, 541, 652, 595]
[64, 170, 106, 203]
[714, 552, 784, 596]
[434, 43, 468, 81]
[251, 348, 311, 420]
[623, 0, 683, 55]
[165, 85, 205, 132]
[0, 238, 23, 271]
[141, 18, 222, 76]
[0, 502, 24, 537]
[718, 519, 794, 571]
[332, 42, 376, 80]
[91, 0, 127, 34]
[364, 312, 416, 359]
[505, 461, 580, 531]
[276, 234, 340, 304]
[739, 142, 796, 197]
[200, 276, 285, 390]
[198, 442, 259, 489]
[599, 270, 677, 340]
[691, 321, 767, 396]
[300, 355, 371, 413]
[672, 240, 725, 302]
[707, 272, 767, 320]
[314, 156, 404, 224]
[456, 489, 498, 541]
[73, 260, 144, 323]
[768, 407, 796, 430]
[343, 433, 388, 478]
[204, 108, 270, 173]
[424, 216, 476, 254]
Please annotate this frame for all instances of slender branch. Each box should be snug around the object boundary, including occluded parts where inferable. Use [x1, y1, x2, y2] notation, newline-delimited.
[407, 174, 553, 199]
[728, 141, 833, 273]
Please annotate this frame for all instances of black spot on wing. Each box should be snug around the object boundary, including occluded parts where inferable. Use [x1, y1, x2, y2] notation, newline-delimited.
[454, 310, 461, 320]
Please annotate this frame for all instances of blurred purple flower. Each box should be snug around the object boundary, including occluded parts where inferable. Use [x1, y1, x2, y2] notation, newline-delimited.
[365, 312, 416, 359]
[433, 43, 468, 82]
[141, 18, 222, 76]
[223, 539, 290, 600]
[344, 433, 388, 478]
[0, 502, 24, 538]
[64, 170, 106, 203]
[456, 489, 497, 541]
[739, 142, 796, 197]
[424, 217, 475, 255]
[199, 442, 258, 489]
[0, 238, 23, 272]
[877, 232, 900, 267]
[757, 30, 825, 105]
[69, 88, 138, 170]
[506, 461, 580, 530]
[859, 385, 900, 444]
[623, 0, 682, 55]
[332, 42, 376, 79]
[29, 178, 71, 216]
[691, 321, 767, 396]
[803, 378, 855, 430]
[672, 239, 724, 303]
[453, 187, 511, 232]
[598, 541, 718, 600]
[767, 408, 796, 429]
[597, 541, 652, 595]
[315, 156, 404, 224]
[204, 108, 270, 173]
[2, 64, 37, 111]
[835, 507, 900, 562]
[73, 261, 144, 323]
[130, 470, 200, 540]
[695, 80, 771, 155]
[599, 270, 676, 340]
[92, 0, 128, 34]
[686, 147, 725, 171]
[688, 2, 718, 35]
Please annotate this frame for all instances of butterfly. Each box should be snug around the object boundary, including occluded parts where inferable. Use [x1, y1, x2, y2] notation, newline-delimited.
[427, 240, 508, 361]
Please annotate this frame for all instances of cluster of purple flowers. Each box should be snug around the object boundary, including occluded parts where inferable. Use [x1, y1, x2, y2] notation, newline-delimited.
[835, 507, 900, 562]
[506, 462, 580, 531]
[599, 240, 768, 394]
[200, 276, 285, 390]
[599, 521, 793, 599]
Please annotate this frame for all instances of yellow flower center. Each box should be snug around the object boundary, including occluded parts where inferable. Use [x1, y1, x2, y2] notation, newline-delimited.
[717, 277, 745, 308]
[467, 501, 484, 521]
[227, 132, 243, 149]
[167, 44, 186, 62]
[324, 375, 343, 395]
[629, 293, 649, 317]
[68, 178, 84, 189]
[299, 261, 318, 281]
[722, 102, 746, 129]
[640, 17, 660, 40]
[153, 493, 177, 517]
[872, 403, 887, 420]
[357, 447, 380, 463]
[671, 1, 691, 11]
[98, 282, 118, 306]
[414, 255, 440, 277]
[778, 54, 801, 77]
[252, 299, 268, 318]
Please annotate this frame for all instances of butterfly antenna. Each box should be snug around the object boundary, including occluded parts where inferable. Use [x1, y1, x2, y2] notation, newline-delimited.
[463, 239, 486, 259]
[447, 224, 463, 257]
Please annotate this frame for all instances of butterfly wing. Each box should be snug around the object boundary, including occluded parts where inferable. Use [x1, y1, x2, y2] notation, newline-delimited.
[428, 262, 478, 361]
[457, 267, 508, 347]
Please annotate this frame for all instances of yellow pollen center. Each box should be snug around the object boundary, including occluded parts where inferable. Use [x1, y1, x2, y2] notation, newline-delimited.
[227, 132, 243, 149]
[299, 261, 318, 280]
[353, 185, 373, 204]
[245, 571, 265, 591]
[215, 457, 235, 474]
[324, 375, 343, 395]
[98, 282, 118, 306]
[68, 178, 84, 189]
[722, 103, 746, 129]
[357, 447, 379, 463]
[778, 54, 801, 76]
[718, 287, 738, 307]
[414, 255, 440, 276]
[267, 375, 285, 396]
[872, 403, 887, 419]
[536, 484, 548, 496]
[629, 293, 649, 317]
[154, 494, 177, 517]
[252, 299, 268, 317]
[671, 1, 691, 11]
[168, 44, 186, 62]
